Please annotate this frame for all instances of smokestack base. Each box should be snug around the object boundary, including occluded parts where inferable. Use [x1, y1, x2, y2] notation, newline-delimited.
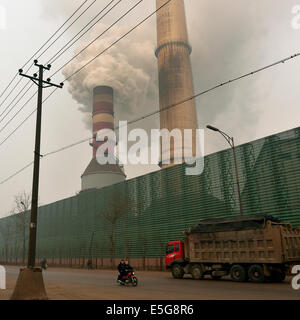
[81, 85, 125, 192]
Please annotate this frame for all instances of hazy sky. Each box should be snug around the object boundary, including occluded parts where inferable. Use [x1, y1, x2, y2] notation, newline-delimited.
[0, 0, 299, 216]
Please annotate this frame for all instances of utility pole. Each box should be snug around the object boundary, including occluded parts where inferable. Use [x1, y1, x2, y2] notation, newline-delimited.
[207, 125, 243, 216]
[11, 60, 63, 300]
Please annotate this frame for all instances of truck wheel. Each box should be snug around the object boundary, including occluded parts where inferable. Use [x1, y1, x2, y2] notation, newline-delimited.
[230, 265, 247, 282]
[248, 264, 265, 283]
[171, 264, 184, 279]
[191, 265, 204, 280]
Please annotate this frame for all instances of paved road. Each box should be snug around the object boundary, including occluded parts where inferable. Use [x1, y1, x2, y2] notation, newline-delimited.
[1, 266, 299, 300]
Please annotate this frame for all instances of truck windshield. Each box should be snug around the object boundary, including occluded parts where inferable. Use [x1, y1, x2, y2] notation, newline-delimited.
[166, 244, 174, 254]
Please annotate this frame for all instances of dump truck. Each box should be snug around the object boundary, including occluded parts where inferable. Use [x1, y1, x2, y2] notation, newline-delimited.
[165, 215, 300, 282]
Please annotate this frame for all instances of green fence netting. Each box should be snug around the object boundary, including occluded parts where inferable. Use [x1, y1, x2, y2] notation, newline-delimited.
[0, 127, 299, 262]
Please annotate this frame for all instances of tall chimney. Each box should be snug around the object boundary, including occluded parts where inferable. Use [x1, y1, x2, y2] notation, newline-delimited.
[81, 86, 126, 192]
[156, 0, 198, 167]
[92, 86, 115, 157]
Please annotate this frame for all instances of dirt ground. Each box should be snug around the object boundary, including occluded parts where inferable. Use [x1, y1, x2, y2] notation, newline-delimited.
[0, 266, 299, 300]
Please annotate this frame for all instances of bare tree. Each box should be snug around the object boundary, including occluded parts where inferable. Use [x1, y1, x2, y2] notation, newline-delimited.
[99, 190, 128, 269]
[138, 232, 147, 270]
[12, 191, 31, 265]
[156, 231, 165, 271]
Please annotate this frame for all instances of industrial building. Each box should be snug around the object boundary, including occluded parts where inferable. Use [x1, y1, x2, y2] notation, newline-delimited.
[156, 0, 198, 167]
[81, 86, 126, 192]
[0, 1, 299, 270]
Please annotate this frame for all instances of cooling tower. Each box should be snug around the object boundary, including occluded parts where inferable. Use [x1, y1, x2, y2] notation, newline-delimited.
[81, 86, 126, 191]
[156, 0, 198, 168]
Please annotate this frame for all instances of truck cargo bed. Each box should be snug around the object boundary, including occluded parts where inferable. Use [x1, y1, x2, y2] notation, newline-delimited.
[185, 216, 300, 265]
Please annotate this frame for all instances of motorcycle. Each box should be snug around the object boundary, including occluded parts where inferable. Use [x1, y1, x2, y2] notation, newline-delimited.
[119, 269, 138, 286]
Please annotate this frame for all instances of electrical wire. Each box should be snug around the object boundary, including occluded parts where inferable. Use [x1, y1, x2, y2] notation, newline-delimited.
[0, 0, 96, 127]
[1, 0, 299, 148]
[36, 0, 97, 61]
[0, 0, 123, 131]
[7, 51, 300, 161]
[1, 1, 300, 185]
[3, 19, 299, 151]
[0, 82, 35, 122]
[0, 0, 145, 138]
[48, 0, 121, 65]
[51, 0, 144, 78]
[0, 0, 172, 187]
[0, 0, 89, 102]
[0, 162, 34, 185]
[0, 90, 37, 134]
[0, 88, 58, 148]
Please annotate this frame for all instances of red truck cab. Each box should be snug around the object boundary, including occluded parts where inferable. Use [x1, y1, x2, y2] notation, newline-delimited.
[165, 240, 185, 268]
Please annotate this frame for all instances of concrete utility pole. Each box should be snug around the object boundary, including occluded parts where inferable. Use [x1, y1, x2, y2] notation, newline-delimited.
[11, 60, 63, 300]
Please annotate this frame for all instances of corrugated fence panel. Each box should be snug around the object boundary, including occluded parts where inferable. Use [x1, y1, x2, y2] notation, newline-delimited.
[0, 127, 299, 266]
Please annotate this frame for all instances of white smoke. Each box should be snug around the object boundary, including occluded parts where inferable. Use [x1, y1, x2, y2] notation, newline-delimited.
[62, 22, 159, 129]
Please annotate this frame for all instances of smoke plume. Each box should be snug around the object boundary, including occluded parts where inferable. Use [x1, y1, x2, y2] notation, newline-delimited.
[57, 0, 299, 154]
[62, 21, 159, 130]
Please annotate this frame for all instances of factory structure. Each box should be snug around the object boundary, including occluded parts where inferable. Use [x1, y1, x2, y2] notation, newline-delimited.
[81, 86, 126, 191]
[156, 0, 198, 167]
[82, 0, 198, 193]
[0, 0, 299, 269]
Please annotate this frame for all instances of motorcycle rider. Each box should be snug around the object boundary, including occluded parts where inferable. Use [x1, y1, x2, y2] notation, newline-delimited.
[117, 259, 126, 283]
[118, 259, 134, 284]
[124, 260, 133, 274]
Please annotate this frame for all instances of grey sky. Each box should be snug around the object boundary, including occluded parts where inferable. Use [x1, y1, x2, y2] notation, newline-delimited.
[0, 0, 299, 216]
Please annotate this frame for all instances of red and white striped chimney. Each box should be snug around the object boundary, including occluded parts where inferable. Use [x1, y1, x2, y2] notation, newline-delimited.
[92, 86, 115, 157]
[81, 86, 126, 192]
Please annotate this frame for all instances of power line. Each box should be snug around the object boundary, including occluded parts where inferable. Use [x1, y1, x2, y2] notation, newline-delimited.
[0, 82, 34, 123]
[1, 2, 299, 150]
[51, 0, 144, 78]
[1, 48, 300, 185]
[0, 0, 98, 131]
[0, 90, 37, 134]
[0, 0, 299, 149]
[1, 0, 300, 184]
[23, 52, 300, 157]
[48, 0, 121, 65]
[0, 0, 122, 133]
[0, 0, 146, 139]
[0, 64, 39, 114]
[0, 161, 34, 186]
[0, 0, 172, 186]
[0, 0, 96, 112]
[20, 0, 90, 70]
[0, 0, 89, 102]
[0, 0, 93, 127]
[36, 0, 97, 61]
[0, 88, 58, 148]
